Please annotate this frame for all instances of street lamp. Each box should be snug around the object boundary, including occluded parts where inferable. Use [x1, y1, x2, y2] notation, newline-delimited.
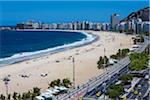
[72, 57, 75, 89]
[101, 44, 107, 70]
[102, 34, 107, 70]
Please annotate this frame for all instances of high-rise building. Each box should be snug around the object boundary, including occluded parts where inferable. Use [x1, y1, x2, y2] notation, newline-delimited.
[135, 18, 142, 34]
[85, 21, 90, 30]
[81, 21, 86, 30]
[142, 21, 150, 33]
[76, 22, 82, 30]
[92, 23, 101, 31]
[105, 23, 111, 31]
[118, 22, 126, 32]
[136, 22, 142, 34]
[73, 22, 77, 30]
[68, 23, 73, 30]
[110, 14, 120, 31]
[101, 23, 106, 31]
[88, 22, 93, 30]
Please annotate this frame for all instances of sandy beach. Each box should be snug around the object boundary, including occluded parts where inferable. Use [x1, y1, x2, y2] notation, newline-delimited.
[0, 30, 133, 95]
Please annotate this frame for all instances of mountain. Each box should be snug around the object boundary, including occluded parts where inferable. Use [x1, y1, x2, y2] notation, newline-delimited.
[121, 7, 150, 22]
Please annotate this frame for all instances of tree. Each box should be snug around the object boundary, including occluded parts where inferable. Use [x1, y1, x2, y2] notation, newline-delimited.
[97, 56, 103, 69]
[97, 56, 109, 69]
[110, 54, 118, 59]
[7, 94, 11, 100]
[117, 49, 122, 59]
[62, 78, 71, 88]
[22, 91, 31, 100]
[129, 53, 149, 71]
[49, 81, 55, 87]
[107, 84, 124, 99]
[0, 94, 5, 100]
[12, 92, 18, 100]
[121, 49, 129, 57]
[22, 93, 27, 100]
[103, 56, 109, 65]
[56, 79, 61, 86]
[31, 93, 37, 100]
[18, 93, 21, 100]
[49, 79, 61, 87]
[33, 87, 41, 96]
[119, 74, 133, 82]
[110, 48, 129, 60]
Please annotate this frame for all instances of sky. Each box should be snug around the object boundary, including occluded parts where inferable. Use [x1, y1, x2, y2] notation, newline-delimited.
[0, 0, 149, 26]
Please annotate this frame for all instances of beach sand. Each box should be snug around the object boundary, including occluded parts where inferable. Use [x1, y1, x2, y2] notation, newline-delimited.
[0, 31, 133, 95]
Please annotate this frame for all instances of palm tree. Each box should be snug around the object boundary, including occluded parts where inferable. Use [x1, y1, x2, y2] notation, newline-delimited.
[56, 79, 61, 86]
[97, 56, 109, 69]
[110, 54, 118, 59]
[22, 93, 26, 100]
[62, 78, 71, 88]
[49, 81, 54, 87]
[97, 56, 103, 69]
[103, 56, 109, 65]
[49, 79, 61, 87]
[12, 92, 18, 100]
[33, 87, 40, 96]
[18, 93, 21, 100]
[0, 94, 5, 100]
[22, 91, 32, 100]
[7, 94, 11, 100]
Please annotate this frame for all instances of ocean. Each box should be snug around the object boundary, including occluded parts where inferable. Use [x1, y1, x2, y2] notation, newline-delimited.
[0, 30, 96, 66]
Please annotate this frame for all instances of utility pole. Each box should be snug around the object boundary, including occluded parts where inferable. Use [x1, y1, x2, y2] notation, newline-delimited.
[72, 57, 75, 89]
[104, 47, 106, 70]
[104, 34, 106, 69]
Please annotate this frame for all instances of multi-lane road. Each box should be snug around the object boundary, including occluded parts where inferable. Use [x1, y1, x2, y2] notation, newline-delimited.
[58, 37, 150, 100]
[58, 57, 130, 100]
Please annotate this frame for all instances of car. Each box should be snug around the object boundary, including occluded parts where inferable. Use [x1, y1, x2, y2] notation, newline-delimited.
[132, 45, 140, 48]
[138, 92, 142, 96]
[138, 85, 141, 88]
[96, 92, 101, 97]
[79, 96, 83, 100]
[145, 75, 149, 79]
[134, 91, 138, 95]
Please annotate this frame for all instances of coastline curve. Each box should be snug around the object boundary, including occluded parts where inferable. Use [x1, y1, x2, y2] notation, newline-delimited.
[0, 30, 99, 67]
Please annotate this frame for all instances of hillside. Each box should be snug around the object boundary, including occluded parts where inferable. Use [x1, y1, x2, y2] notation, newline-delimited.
[121, 7, 150, 22]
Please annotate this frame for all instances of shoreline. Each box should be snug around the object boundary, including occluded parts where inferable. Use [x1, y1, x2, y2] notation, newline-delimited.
[0, 31, 134, 94]
[0, 30, 98, 67]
